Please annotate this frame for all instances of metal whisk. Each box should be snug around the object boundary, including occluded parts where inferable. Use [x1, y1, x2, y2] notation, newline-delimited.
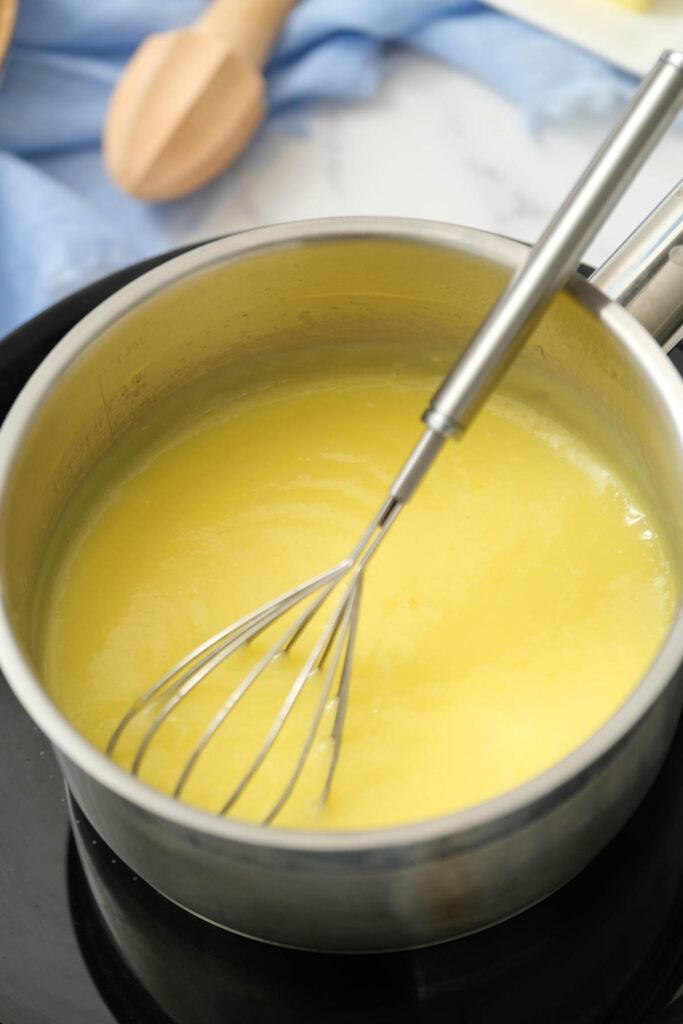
[108, 52, 683, 824]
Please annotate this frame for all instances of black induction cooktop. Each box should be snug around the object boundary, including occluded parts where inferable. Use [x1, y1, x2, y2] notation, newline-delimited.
[3, 249, 683, 1024]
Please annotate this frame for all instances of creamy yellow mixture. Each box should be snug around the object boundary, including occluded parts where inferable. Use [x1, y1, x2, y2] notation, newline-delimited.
[36, 369, 675, 830]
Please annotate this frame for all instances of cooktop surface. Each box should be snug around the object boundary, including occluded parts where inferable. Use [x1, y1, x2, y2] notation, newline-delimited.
[2, 250, 683, 1024]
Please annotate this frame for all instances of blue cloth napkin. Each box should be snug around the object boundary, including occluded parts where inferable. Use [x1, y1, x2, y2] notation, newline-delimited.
[0, 0, 635, 336]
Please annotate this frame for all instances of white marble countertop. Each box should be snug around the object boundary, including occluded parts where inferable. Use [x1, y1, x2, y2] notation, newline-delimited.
[166, 50, 683, 275]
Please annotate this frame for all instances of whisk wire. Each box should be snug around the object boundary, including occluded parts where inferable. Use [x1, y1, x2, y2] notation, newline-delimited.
[320, 574, 363, 808]
[173, 572, 343, 798]
[251, 501, 400, 820]
[261, 585, 356, 824]
[223, 500, 402, 818]
[219, 569, 365, 816]
[106, 563, 346, 766]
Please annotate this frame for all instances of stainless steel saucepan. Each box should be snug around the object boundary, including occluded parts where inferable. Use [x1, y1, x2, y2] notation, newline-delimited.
[1, 184, 683, 952]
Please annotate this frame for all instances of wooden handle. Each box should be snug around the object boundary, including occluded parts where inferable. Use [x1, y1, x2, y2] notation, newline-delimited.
[196, 0, 296, 67]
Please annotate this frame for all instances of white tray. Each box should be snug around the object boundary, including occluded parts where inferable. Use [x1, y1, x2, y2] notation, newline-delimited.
[487, 0, 683, 76]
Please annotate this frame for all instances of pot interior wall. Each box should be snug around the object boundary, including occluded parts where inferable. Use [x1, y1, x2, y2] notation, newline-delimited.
[2, 233, 683, 667]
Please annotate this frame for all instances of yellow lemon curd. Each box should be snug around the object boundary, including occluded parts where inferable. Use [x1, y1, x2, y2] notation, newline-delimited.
[36, 368, 675, 831]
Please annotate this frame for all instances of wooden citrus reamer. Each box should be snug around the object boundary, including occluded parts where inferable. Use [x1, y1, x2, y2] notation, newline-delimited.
[104, 0, 295, 201]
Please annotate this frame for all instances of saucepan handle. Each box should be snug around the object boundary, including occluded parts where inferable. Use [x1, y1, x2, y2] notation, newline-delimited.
[590, 179, 683, 353]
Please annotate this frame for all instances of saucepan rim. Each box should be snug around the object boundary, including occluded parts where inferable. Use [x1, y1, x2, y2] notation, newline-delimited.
[1, 215, 683, 853]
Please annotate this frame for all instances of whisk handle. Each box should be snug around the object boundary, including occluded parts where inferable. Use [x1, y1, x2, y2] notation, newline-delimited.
[422, 50, 683, 441]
